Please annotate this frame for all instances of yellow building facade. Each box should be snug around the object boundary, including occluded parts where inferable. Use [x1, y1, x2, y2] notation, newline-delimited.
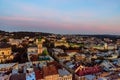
[0, 47, 13, 63]
[0, 47, 11, 56]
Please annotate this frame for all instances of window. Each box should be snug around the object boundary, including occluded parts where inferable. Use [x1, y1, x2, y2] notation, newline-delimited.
[2, 52, 4, 55]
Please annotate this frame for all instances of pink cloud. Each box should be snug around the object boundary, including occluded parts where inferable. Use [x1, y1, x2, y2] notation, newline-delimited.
[0, 15, 120, 34]
[0, 16, 35, 21]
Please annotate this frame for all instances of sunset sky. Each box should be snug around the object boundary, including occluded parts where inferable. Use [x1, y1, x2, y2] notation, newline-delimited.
[0, 0, 120, 34]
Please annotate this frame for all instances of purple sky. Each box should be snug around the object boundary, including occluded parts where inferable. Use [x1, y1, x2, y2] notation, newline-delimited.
[0, 0, 120, 34]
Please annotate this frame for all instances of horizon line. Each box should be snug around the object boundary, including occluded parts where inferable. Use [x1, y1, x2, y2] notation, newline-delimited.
[0, 29, 120, 36]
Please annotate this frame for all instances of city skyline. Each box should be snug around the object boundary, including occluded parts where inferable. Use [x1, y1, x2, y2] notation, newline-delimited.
[0, 0, 120, 34]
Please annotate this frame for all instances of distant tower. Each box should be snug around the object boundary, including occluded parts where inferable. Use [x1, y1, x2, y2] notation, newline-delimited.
[114, 44, 117, 49]
[37, 43, 43, 54]
[104, 43, 108, 49]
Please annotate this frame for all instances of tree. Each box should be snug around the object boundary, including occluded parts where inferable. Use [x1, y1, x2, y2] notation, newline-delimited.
[42, 49, 48, 56]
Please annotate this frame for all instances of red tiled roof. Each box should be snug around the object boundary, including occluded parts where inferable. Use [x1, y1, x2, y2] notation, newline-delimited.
[34, 68, 43, 80]
[34, 63, 58, 80]
[76, 66, 101, 76]
[43, 65, 58, 77]
[47, 61, 62, 69]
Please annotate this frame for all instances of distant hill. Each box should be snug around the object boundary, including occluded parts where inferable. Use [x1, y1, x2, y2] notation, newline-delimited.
[0, 30, 8, 35]
[0, 30, 120, 39]
[81, 34, 120, 40]
[0, 30, 5, 33]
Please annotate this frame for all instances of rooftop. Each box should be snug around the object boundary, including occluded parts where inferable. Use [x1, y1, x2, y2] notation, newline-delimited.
[43, 65, 58, 76]
[9, 73, 26, 80]
[0, 43, 11, 48]
[58, 68, 70, 76]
